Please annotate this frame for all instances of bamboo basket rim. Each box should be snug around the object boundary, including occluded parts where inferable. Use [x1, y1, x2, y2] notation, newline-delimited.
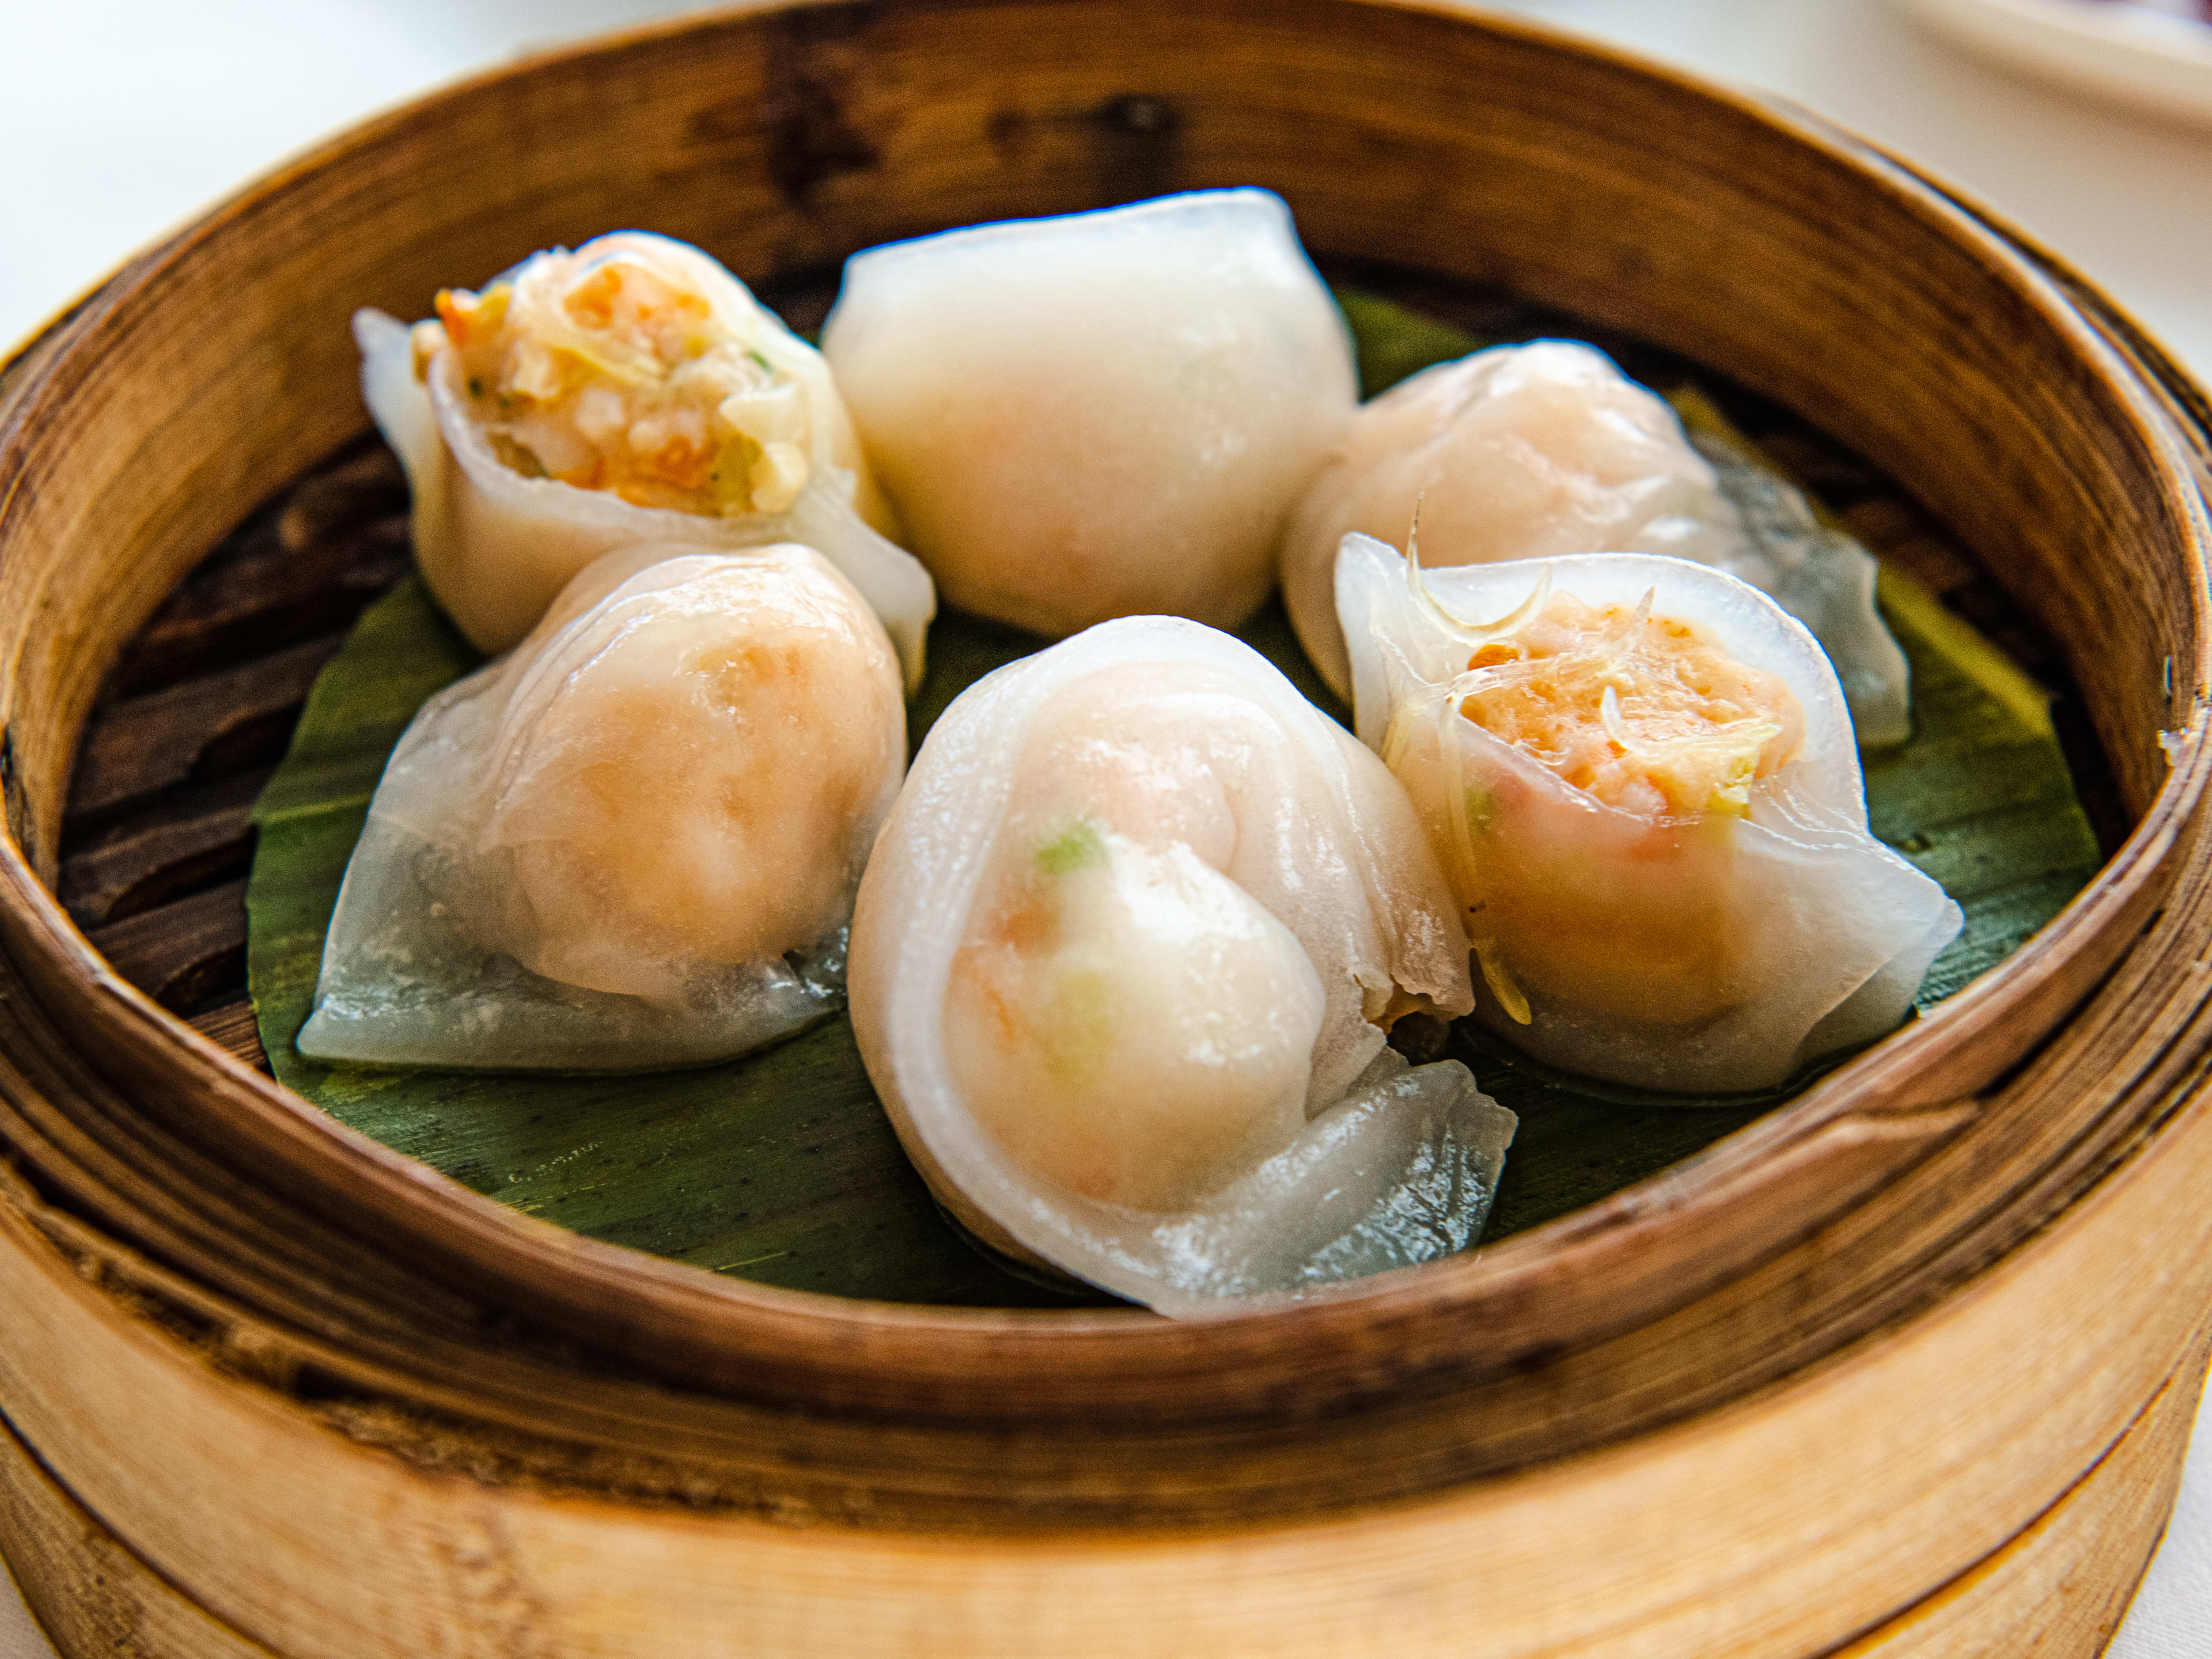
[2, 0, 2208, 1425]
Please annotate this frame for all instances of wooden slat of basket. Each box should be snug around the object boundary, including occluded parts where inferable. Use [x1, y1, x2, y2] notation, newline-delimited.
[59, 767, 264, 929]
[67, 639, 343, 827]
[184, 1001, 269, 1073]
[116, 524, 409, 709]
[37, 438, 410, 1071]
[1835, 1333, 2204, 1657]
[85, 881, 248, 1016]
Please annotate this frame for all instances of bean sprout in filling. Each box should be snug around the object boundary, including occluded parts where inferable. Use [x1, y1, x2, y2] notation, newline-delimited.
[409, 244, 813, 517]
[1453, 590, 1805, 819]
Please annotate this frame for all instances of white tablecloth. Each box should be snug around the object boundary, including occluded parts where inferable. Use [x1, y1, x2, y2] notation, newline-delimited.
[3, 1, 2209, 1653]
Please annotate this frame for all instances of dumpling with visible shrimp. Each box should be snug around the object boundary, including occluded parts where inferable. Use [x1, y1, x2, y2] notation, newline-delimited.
[849, 615, 1516, 1311]
[1336, 535, 1959, 1094]
[296, 540, 906, 1071]
[1283, 341, 1909, 744]
[355, 231, 933, 684]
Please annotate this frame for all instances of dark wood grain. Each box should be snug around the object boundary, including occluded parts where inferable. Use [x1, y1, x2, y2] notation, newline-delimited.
[68, 638, 344, 826]
[86, 880, 249, 1013]
[60, 768, 266, 930]
[183, 999, 269, 1074]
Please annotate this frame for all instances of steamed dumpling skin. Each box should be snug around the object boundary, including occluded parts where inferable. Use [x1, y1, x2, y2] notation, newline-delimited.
[945, 835, 1325, 1213]
[355, 232, 934, 688]
[295, 539, 905, 1070]
[480, 543, 905, 1005]
[849, 618, 1517, 1312]
[1285, 342, 1744, 696]
[822, 191, 1356, 638]
[1336, 539, 1960, 1093]
[940, 679, 1334, 1212]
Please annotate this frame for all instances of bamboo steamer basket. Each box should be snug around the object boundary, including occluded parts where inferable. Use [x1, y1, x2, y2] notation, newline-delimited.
[2, 0, 2211, 1653]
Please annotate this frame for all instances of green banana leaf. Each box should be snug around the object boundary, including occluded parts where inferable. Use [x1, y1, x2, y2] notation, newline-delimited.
[245, 290, 2103, 1304]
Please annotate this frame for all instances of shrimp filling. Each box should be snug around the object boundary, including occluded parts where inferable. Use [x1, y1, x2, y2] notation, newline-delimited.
[410, 245, 812, 517]
[1455, 591, 1805, 818]
[944, 821, 1323, 1213]
[483, 550, 902, 1004]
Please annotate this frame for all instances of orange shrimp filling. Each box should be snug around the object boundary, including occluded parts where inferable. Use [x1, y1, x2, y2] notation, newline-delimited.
[1456, 592, 1804, 818]
[410, 250, 810, 517]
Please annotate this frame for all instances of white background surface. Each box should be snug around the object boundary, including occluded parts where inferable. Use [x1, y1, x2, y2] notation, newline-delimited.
[2, 0, 2210, 1653]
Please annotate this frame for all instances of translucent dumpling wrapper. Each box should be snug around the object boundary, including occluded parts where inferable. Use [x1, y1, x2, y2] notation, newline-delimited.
[355, 230, 935, 689]
[1337, 536, 1960, 1094]
[297, 541, 906, 1071]
[821, 190, 1357, 639]
[1284, 340, 1911, 744]
[849, 615, 1517, 1313]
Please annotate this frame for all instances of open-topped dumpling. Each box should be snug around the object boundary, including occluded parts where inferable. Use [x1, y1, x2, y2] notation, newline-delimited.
[297, 540, 905, 1071]
[1285, 341, 1909, 744]
[1338, 537, 1959, 1094]
[850, 616, 1516, 1312]
[821, 191, 1356, 638]
[1449, 587, 1806, 822]
[356, 231, 932, 685]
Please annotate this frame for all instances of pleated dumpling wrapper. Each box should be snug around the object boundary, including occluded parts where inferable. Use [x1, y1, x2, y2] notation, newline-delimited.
[1284, 341, 1910, 744]
[355, 230, 934, 688]
[820, 190, 1357, 639]
[849, 616, 1517, 1312]
[296, 540, 905, 1071]
[1338, 537, 1960, 1095]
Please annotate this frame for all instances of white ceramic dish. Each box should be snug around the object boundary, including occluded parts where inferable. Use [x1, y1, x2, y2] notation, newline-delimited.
[1900, 0, 2212, 127]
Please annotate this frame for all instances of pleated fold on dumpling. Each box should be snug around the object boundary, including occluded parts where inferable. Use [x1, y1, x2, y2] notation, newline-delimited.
[822, 190, 1356, 639]
[1338, 537, 1960, 1095]
[849, 616, 1516, 1313]
[355, 231, 934, 688]
[1284, 340, 1910, 744]
[296, 541, 906, 1071]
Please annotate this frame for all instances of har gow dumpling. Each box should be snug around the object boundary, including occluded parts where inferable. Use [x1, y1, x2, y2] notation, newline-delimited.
[1336, 536, 1960, 1094]
[820, 190, 1357, 638]
[296, 540, 906, 1071]
[849, 615, 1516, 1312]
[355, 230, 934, 687]
[1283, 340, 1910, 743]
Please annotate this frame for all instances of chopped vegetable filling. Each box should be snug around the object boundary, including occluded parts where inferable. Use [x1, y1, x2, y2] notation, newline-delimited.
[1455, 590, 1805, 818]
[410, 244, 812, 517]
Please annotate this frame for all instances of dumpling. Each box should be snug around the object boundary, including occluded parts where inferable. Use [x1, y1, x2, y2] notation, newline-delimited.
[296, 540, 906, 1071]
[355, 230, 934, 686]
[849, 615, 1516, 1311]
[1283, 340, 1910, 744]
[1336, 536, 1960, 1094]
[820, 190, 1357, 638]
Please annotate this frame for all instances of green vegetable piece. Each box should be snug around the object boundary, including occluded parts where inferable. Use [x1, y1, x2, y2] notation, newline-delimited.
[1035, 819, 1108, 875]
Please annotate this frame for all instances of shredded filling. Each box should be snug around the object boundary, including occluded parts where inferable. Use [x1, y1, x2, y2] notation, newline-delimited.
[1450, 589, 1805, 819]
[411, 244, 812, 517]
